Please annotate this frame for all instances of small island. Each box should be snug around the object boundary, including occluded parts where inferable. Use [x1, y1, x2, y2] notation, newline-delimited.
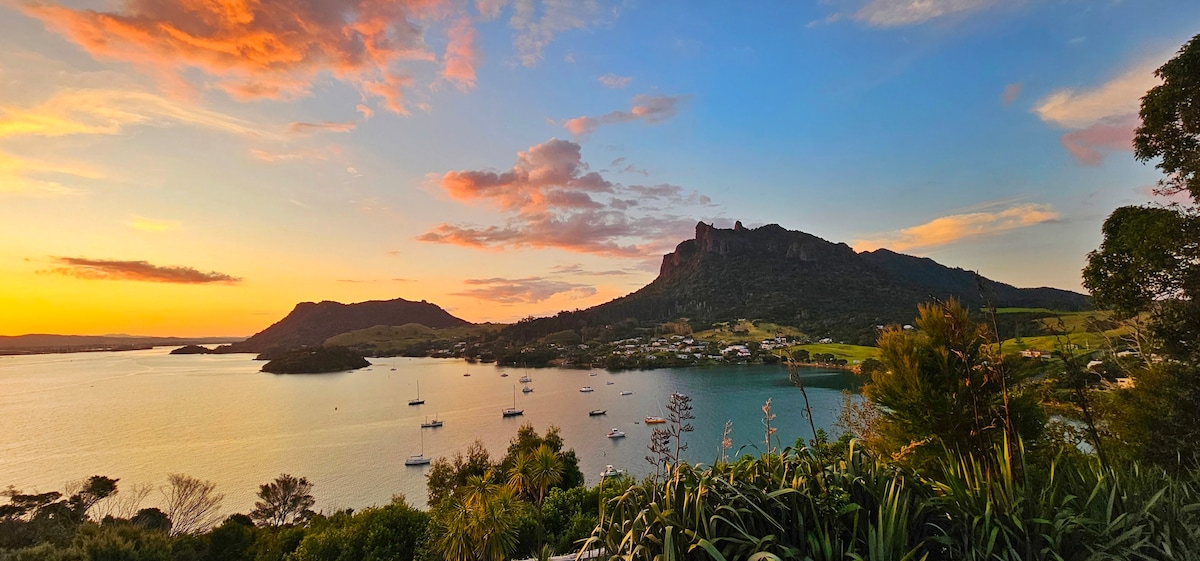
[260, 346, 370, 374]
[169, 344, 213, 355]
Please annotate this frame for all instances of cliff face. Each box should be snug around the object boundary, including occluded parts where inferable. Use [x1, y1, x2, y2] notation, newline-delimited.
[221, 298, 470, 353]
[509, 221, 1090, 344]
[659, 221, 857, 279]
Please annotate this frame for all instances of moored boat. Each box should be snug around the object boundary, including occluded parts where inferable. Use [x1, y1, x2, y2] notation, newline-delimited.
[607, 428, 626, 438]
[589, 409, 607, 416]
[579, 386, 594, 392]
[644, 416, 665, 424]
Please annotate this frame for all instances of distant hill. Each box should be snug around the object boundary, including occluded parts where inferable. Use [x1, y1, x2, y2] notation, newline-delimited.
[0, 334, 244, 355]
[503, 222, 1090, 345]
[217, 297, 471, 353]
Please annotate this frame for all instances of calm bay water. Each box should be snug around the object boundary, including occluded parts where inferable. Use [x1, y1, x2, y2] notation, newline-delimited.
[0, 348, 859, 512]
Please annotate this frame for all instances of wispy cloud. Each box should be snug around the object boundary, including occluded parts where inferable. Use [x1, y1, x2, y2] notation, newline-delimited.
[44, 258, 241, 284]
[249, 148, 330, 163]
[287, 121, 356, 135]
[598, 73, 633, 88]
[452, 277, 596, 303]
[550, 264, 632, 276]
[852, 203, 1061, 252]
[0, 150, 97, 196]
[563, 94, 687, 137]
[418, 138, 712, 256]
[1033, 59, 1162, 165]
[0, 89, 274, 139]
[1000, 82, 1023, 106]
[852, 0, 1000, 27]
[508, 0, 614, 67]
[127, 216, 181, 232]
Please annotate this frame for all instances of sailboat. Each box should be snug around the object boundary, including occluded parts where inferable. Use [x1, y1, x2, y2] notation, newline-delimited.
[405, 430, 431, 466]
[408, 381, 424, 406]
[421, 414, 443, 428]
[502, 386, 524, 417]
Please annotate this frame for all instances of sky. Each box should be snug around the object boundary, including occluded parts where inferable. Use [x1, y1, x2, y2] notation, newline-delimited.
[0, 0, 1196, 337]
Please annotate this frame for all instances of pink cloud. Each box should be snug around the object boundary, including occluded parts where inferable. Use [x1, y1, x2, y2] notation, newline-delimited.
[1059, 114, 1138, 166]
[287, 121, 357, 135]
[563, 94, 687, 137]
[442, 17, 479, 90]
[419, 138, 713, 256]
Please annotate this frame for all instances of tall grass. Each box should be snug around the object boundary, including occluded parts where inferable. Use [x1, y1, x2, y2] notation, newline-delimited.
[583, 438, 1200, 560]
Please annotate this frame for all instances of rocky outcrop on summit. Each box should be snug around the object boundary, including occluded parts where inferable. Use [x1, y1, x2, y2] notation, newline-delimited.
[217, 298, 470, 354]
[503, 221, 1089, 345]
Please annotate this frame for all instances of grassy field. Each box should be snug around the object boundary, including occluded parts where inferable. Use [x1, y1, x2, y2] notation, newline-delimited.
[993, 310, 1130, 356]
[690, 321, 805, 343]
[788, 343, 879, 363]
[325, 323, 503, 353]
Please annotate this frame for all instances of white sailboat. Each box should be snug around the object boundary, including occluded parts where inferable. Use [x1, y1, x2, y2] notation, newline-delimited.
[405, 430, 431, 466]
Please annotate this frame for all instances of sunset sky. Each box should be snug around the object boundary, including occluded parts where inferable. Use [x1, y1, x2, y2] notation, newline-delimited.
[1, 0, 1196, 337]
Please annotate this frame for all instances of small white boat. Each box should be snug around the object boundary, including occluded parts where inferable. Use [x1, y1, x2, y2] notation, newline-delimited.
[606, 381, 614, 385]
[589, 372, 597, 376]
[421, 415, 443, 428]
[600, 464, 624, 478]
[589, 409, 607, 416]
[620, 391, 633, 396]
[579, 386, 594, 392]
[645, 416, 666, 424]
[607, 428, 626, 438]
[522, 385, 534, 393]
[519, 375, 532, 383]
[405, 431, 431, 466]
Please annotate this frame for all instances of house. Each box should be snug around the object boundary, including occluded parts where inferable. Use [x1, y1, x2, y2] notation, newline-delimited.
[1020, 349, 1049, 359]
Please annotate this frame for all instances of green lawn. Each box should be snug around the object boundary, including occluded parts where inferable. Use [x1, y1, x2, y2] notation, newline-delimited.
[789, 343, 879, 363]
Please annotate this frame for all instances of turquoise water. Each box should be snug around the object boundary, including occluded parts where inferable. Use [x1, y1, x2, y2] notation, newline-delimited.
[0, 348, 859, 512]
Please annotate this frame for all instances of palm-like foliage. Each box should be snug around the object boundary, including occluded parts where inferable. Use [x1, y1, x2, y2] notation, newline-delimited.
[584, 438, 1200, 561]
[436, 471, 525, 561]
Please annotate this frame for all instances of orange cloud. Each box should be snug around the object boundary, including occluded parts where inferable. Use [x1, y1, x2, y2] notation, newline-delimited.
[24, 0, 455, 114]
[452, 276, 596, 304]
[419, 138, 713, 256]
[442, 17, 479, 90]
[44, 257, 241, 284]
[563, 94, 686, 137]
[852, 204, 1060, 252]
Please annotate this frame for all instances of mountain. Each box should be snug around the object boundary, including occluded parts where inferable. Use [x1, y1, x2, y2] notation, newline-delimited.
[504, 222, 1089, 344]
[218, 297, 470, 353]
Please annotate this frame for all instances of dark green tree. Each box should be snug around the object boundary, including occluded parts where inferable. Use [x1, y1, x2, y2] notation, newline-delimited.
[1085, 32, 1200, 469]
[250, 475, 316, 528]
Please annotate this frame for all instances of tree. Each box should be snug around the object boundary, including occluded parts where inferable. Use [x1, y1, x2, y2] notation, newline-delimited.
[162, 474, 224, 536]
[1135, 33, 1200, 201]
[1085, 32, 1200, 469]
[427, 440, 493, 508]
[292, 497, 429, 561]
[66, 476, 118, 519]
[131, 507, 173, 533]
[434, 472, 524, 561]
[250, 474, 316, 528]
[864, 299, 1042, 464]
